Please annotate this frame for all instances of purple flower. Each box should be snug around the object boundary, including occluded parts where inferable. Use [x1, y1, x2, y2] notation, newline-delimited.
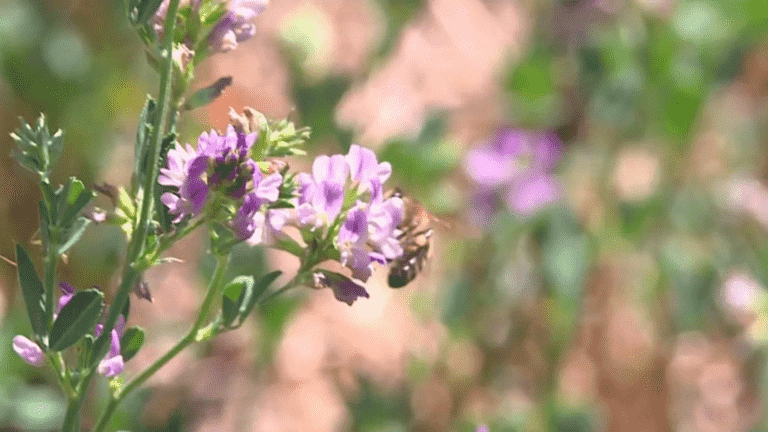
[313, 271, 369, 306]
[345, 144, 392, 199]
[475, 426, 489, 432]
[208, 0, 268, 53]
[464, 128, 562, 221]
[95, 316, 126, 377]
[297, 154, 349, 226]
[160, 126, 267, 223]
[231, 171, 282, 245]
[366, 196, 403, 260]
[12, 335, 44, 366]
[56, 282, 75, 316]
[160, 142, 209, 222]
[336, 200, 401, 282]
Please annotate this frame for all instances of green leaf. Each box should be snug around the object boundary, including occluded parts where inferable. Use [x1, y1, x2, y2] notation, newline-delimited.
[120, 327, 145, 361]
[15, 245, 46, 337]
[57, 217, 90, 255]
[49, 289, 104, 351]
[40, 181, 59, 223]
[221, 276, 253, 328]
[134, 0, 165, 25]
[59, 178, 95, 228]
[182, 76, 233, 111]
[241, 271, 282, 322]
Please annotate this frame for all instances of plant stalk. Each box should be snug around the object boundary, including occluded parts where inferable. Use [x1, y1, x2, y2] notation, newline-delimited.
[91, 252, 230, 432]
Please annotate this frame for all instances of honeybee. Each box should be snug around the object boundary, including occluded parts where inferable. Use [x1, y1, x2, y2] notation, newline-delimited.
[387, 189, 436, 288]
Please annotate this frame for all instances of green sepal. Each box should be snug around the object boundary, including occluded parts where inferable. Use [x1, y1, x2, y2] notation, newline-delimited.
[120, 327, 145, 361]
[15, 245, 46, 338]
[49, 289, 104, 351]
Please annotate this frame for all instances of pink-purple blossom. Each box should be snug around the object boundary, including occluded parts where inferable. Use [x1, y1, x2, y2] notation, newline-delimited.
[465, 128, 562, 223]
[296, 154, 349, 226]
[56, 282, 75, 316]
[95, 316, 126, 377]
[231, 171, 283, 244]
[12, 335, 44, 367]
[208, 0, 268, 53]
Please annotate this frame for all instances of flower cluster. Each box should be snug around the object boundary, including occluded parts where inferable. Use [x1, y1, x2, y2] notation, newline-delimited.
[14, 283, 127, 377]
[159, 121, 404, 305]
[153, 0, 266, 55]
[464, 128, 562, 224]
[159, 125, 283, 244]
[297, 145, 404, 281]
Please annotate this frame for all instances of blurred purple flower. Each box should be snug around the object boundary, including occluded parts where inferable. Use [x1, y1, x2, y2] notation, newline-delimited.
[346, 144, 392, 200]
[337, 199, 402, 282]
[95, 316, 126, 377]
[465, 128, 562, 221]
[208, 0, 268, 53]
[12, 335, 44, 367]
[313, 271, 370, 306]
[475, 425, 489, 432]
[56, 281, 75, 316]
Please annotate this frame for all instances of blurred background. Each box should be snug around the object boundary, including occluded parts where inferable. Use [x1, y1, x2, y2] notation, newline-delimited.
[1, 0, 768, 431]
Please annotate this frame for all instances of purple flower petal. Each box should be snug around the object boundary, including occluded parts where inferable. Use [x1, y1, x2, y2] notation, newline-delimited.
[12, 335, 44, 366]
[464, 147, 517, 187]
[506, 175, 561, 216]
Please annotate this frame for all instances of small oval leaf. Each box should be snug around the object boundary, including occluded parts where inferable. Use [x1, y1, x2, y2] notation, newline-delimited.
[50, 289, 104, 351]
[120, 327, 145, 361]
[222, 278, 248, 328]
[15, 245, 46, 337]
[240, 271, 282, 322]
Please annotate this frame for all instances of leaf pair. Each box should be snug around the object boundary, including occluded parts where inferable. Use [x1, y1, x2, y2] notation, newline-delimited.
[221, 271, 282, 329]
[41, 177, 95, 255]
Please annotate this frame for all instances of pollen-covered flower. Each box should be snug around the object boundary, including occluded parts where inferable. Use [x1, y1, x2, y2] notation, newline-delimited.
[12, 335, 44, 367]
[465, 128, 562, 223]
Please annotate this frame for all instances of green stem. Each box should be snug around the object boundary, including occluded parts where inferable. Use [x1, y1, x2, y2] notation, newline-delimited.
[61, 368, 97, 432]
[146, 217, 206, 266]
[61, 396, 81, 432]
[91, 252, 230, 432]
[92, 0, 183, 366]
